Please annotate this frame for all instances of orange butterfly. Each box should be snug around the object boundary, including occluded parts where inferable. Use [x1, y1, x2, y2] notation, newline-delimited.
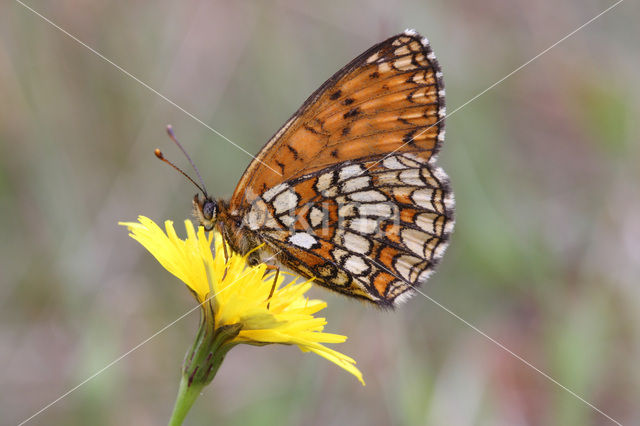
[166, 30, 454, 307]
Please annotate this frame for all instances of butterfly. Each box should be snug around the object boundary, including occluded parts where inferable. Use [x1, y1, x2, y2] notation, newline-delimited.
[167, 29, 454, 308]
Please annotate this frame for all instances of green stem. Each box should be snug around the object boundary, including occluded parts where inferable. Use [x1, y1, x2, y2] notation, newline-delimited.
[168, 375, 204, 426]
[167, 300, 242, 425]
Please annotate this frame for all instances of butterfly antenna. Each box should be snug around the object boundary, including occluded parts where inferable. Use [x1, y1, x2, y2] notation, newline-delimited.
[154, 148, 207, 196]
[165, 124, 209, 197]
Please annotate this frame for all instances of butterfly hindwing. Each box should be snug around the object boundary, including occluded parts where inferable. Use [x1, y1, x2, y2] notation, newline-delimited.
[247, 153, 454, 307]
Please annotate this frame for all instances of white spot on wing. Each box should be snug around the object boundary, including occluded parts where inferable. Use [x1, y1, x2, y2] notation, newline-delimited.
[394, 57, 416, 71]
[383, 156, 406, 170]
[416, 212, 438, 234]
[399, 169, 424, 186]
[339, 203, 357, 218]
[262, 183, 288, 202]
[376, 171, 402, 185]
[288, 232, 318, 249]
[309, 207, 324, 228]
[342, 176, 370, 193]
[411, 72, 425, 83]
[394, 45, 410, 56]
[348, 217, 379, 234]
[279, 214, 296, 227]
[358, 203, 393, 218]
[411, 189, 435, 209]
[316, 172, 334, 191]
[322, 187, 338, 197]
[273, 190, 298, 214]
[245, 199, 278, 230]
[349, 190, 387, 202]
[394, 255, 417, 281]
[401, 228, 429, 258]
[342, 232, 371, 254]
[404, 28, 418, 36]
[344, 255, 369, 275]
[339, 164, 364, 181]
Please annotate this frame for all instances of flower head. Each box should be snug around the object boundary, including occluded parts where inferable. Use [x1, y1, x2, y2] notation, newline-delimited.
[120, 216, 364, 385]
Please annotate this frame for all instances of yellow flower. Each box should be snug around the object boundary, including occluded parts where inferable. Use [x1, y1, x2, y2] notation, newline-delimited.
[119, 216, 364, 385]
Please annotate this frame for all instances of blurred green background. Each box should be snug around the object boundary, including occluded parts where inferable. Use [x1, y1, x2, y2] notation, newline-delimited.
[1, 0, 638, 425]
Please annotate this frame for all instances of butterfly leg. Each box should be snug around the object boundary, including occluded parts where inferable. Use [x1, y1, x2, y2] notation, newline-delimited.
[262, 265, 280, 310]
[216, 223, 231, 281]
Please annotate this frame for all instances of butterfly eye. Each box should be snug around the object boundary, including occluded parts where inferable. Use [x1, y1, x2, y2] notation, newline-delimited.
[202, 200, 217, 221]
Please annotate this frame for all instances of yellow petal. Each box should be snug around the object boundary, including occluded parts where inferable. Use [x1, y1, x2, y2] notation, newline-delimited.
[121, 216, 365, 385]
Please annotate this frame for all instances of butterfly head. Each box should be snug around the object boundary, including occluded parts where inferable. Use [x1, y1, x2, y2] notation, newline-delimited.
[193, 194, 219, 231]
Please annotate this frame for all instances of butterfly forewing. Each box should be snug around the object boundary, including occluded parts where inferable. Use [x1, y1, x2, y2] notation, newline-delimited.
[230, 30, 445, 214]
[228, 30, 453, 307]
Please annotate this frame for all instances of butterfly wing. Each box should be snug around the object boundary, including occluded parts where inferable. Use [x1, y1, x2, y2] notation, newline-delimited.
[229, 29, 445, 215]
[247, 153, 454, 307]
[229, 30, 452, 306]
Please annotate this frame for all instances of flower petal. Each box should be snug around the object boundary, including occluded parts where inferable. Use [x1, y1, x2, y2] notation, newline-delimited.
[121, 216, 365, 385]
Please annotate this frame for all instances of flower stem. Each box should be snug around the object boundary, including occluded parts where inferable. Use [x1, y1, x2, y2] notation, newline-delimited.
[168, 375, 204, 426]
[167, 300, 242, 425]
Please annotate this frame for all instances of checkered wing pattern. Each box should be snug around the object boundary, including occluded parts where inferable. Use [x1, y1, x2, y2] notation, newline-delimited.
[229, 30, 453, 307]
[252, 153, 454, 307]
